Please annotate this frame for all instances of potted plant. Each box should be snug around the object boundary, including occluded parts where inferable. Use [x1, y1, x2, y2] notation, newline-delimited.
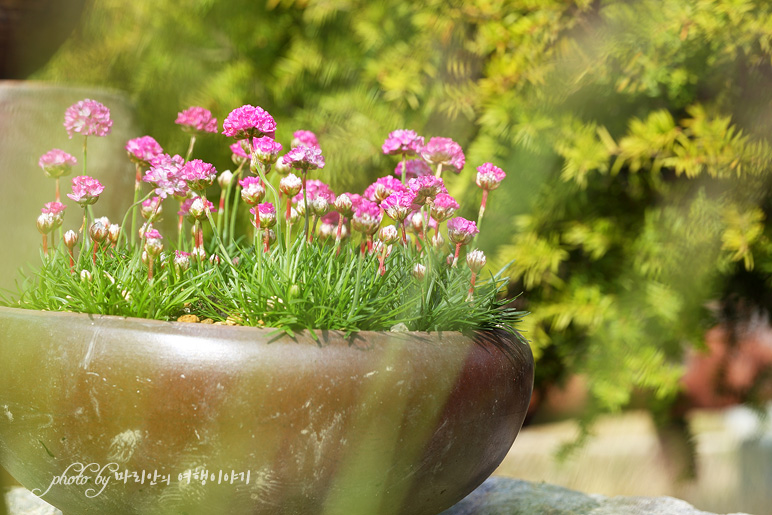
[0, 100, 533, 514]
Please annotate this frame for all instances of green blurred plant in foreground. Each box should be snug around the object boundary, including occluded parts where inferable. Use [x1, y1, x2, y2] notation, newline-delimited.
[39, 0, 772, 459]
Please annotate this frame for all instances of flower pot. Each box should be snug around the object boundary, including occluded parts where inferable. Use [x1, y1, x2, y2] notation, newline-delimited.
[0, 306, 533, 515]
[0, 82, 139, 292]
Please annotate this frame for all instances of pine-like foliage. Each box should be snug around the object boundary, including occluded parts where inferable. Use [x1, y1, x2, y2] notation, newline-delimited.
[38, 0, 772, 451]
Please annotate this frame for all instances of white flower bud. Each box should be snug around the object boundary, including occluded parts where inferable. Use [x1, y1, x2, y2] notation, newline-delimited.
[63, 230, 79, 249]
[311, 196, 329, 217]
[217, 170, 234, 189]
[89, 221, 108, 243]
[466, 249, 486, 273]
[378, 225, 399, 245]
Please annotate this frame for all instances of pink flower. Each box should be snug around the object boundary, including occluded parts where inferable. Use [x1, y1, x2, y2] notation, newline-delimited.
[364, 175, 407, 204]
[348, 193, 365, 213]
[279, 174, 303, 197]
[381, 191, 416, 223]
[38, 149, 77, 178]
[420, 137, 465, 173]
[141, 196, 163, 219]
[144, 228, 163, 256]
[476, 162, 506, 190]
[222, 105, 276, 139]
[239, 176, 265, 205]
[292, 130, 320, 149]
[252, 136, 283, 165]
[251, 203, 277, 228]
[352, 199, 382, 236]
[407, 175, 447, 205]
[394, 158, 431, 179]
[230, 140, 250, 164]
[292, 179, 335, 204]
[41, 201, 67, 216]
[67, 176, 104, 206]
[175, 106, 218, 134]
[321, 211, 342, 226]
[382, 130, 424, 156]
[63, 99, 112, 138]
[40, 202, 67, 232]
[143, 154, 187, 199]
[284, 145, 325, 172]
[430, 193, 459, 223]
[125, 136, 163, 166]
[447, 217, 479, 245]
[180, 159, 218, 192]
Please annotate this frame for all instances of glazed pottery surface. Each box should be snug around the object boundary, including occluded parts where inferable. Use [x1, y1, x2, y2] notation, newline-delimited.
[0, 307, 534, 514]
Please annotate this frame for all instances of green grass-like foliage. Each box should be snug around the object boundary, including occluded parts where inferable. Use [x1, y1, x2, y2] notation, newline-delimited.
[6, 234, 523, 338]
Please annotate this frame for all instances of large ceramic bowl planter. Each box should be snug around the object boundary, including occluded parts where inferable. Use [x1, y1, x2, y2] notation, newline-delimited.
[0, 306, 533, 515]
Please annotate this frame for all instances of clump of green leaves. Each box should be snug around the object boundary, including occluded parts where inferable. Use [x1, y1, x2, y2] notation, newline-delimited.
[6, 233, 524, 339]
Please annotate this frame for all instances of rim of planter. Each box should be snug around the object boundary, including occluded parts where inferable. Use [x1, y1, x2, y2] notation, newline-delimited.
[0, 305, 534, 515]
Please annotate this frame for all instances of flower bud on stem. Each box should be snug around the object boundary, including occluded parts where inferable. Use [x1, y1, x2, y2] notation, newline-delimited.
[476, 189, 489, 241]
[452, 242, 462, 268]
[467, 272, 477, 302]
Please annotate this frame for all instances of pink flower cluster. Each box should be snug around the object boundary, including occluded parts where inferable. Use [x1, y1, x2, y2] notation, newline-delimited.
[421, 137, 465, 173]
[222, 105, 276, 139]
[252, 136, 283, 165]
[143, 154, 188, 199]
[292, 130, 320, 149]
[394, 158, 431, 179]
[364, 175, 406, 204]
[284, 145, 325, 172]
[240, 176, 265, 205]
[293, 179, 335, 205]
[180, 159, 217, 192]
[41, 201, 66, 216]
[381, 191, 416, 223]
[125, 136, 164, 166]
[38, 149, 77, 178]
[476, 162, 506, 190]
[352, 199, 382, 236]
[67, 175, 104, 206]
[382, 130, 424, 156]
[447, 217, 479, 245]
[64, 99, 112, 139]
[175, 106, 218, 134]
[431, 193, 459, 223]
[251, 203, 277, 228]
[408, 176, 447, 205]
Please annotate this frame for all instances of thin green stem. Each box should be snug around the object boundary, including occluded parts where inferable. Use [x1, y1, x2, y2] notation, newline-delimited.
[249, 147, 282, 252]
[130, 164, 142, 248]
[204, 209, 236, 269]
[228, 162, 246, 244]
[185, 135, 197, 161]
[117, 191, 155, 249]
[348, 243, 365, 319]
[302, 171, 310, 245]
[82, 136, 88, 176]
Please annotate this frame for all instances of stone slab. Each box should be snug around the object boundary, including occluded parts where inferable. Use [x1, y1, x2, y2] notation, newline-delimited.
[5, 477, 753, 514]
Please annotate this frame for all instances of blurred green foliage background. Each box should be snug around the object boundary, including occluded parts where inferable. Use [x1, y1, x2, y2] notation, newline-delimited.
[36, 0, 772, 449]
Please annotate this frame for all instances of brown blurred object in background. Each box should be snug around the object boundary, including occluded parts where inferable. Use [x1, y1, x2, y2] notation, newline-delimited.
[0, 0, 87, 79]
